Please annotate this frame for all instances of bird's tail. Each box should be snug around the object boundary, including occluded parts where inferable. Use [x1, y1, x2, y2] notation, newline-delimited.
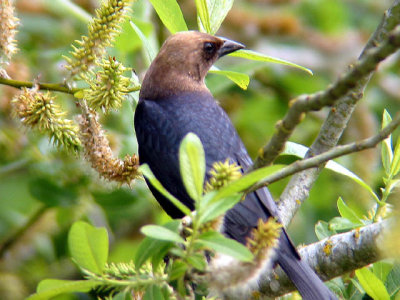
[277, 234, 337, 300]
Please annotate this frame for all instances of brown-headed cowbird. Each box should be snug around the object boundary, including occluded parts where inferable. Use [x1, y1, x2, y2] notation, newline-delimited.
[134, 31, 336, 299]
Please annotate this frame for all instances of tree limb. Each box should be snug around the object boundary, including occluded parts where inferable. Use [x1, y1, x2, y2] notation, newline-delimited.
[247, 113, 400, 193]
[252, 20, 400, 171]
[259, 221, 388, 298]
[278, 0, 400, 227]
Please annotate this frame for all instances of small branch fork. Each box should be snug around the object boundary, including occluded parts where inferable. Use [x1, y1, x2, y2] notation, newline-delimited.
[252, 22, 400, 171]
[247, 113, 400, 194]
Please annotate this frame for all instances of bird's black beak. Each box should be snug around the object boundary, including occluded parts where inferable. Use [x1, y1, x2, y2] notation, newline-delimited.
[218, 38, 245, 58]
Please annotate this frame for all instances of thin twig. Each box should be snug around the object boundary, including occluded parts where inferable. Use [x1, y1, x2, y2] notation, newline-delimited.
[247, 113, 400, 193]
[0, 205, 48, 258]
[0, 76, 141, 95]
[0, 76, 78, 94]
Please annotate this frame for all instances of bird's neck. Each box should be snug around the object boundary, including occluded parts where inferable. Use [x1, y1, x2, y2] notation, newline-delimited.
[140, 65, 211, 101]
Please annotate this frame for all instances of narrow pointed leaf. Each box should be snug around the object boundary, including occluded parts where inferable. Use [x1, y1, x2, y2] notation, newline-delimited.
[27, 279, 98, 300]
[337, 197, 363, 225]
[209, 69, 250, 90]
[139, 164, 192, 216]
[135, 221, 180, 269]
[196, 0, 234, 34]
[356, 267, 390, 300]
[141, 225, 184, 243]
[390, 137, 400, 177]
[196, 231, 253, 262]
[148, 0, 188, 34]
[211, 165, 284, 203]
[283, 142, 380, 202]
[382, 110, 393, 175]
[199, 194, 241, 224]
[230, 49, 313, 75]
[179, 133, 206, 202]
[195, 0, 211, 33]
[130, 20, 157, 65]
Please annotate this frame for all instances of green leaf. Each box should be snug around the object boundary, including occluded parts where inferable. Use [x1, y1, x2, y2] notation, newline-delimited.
[195, 0, 211, 33]
[135, 221, 180, 269]
[196, 0, 234, 34]
[116, 18, 153, 53]
[373, 261, 393, 283]
[356, 267, 390, 300]
[148, 0, 188, 34]
[139, 164, 192, 216]
[29, 178, 77, 207]
[337, 197, 363, 225]
[390, 137, 400, 177]
[73, 90, 84, 99]
[187, 253, 207, 271]
[199, 194, 241, 224]
[179, 133, 206, 202]
[196, 231, 253, 262]
[209, 69, 250, 90]
[382, 110, 393, 176]
[283, 141, 380, 202]
[211, 164, 284, 203]
[326, 160, 380, 203]
[68, 221, 108, 274]
[27, 279, 98, 300]
[141, 225, 184, 243]
[386, 263, 400, 297]
[315, 221, 336, 240]
[168, 259, 188, 280]
[229, 49, 313, 75]
[329, 217, 360, 231]
[143, 284, 165, 300]
[130, 20, 157, 65]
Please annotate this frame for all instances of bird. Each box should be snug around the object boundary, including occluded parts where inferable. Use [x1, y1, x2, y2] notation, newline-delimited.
[134, 31, 337, 299]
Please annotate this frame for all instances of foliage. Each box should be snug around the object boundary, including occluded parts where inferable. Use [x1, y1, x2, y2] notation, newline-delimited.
[0, 0, 400, 299]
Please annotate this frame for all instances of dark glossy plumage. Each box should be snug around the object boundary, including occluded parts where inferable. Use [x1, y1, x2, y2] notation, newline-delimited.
[134, 31, 337, 300]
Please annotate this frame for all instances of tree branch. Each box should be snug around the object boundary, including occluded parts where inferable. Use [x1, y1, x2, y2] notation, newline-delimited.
[278, 0, 400, 227]
[247, 113, 400, 193]
[259, 221, 388, 298]
[0, 76, 140, 95]
[252, 21, 400, 171]
[0, 76, 78, 94]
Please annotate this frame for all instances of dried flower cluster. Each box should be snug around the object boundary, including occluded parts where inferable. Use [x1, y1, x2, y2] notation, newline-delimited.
[0, 0, 19, 63]
[64, 0, 133, 77]
[84, 56, 131, 112]
[205, 159, 242, 192]
[78, 108, 140, 185]
[12, 87, 82, 152]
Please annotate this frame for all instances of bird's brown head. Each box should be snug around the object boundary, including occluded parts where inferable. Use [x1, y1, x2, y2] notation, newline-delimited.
[140, 31, 245, 100]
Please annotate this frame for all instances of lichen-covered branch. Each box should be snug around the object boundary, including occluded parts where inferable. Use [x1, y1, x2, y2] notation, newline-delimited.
[278, 0, 400, 227]
[247, 113, 400, 193]
[258, 221, 387, 298]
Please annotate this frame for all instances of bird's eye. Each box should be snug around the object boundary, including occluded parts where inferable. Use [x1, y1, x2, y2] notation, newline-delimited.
[203, 42, 216, 54]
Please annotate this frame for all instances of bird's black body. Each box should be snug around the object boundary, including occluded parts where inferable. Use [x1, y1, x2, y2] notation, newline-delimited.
[134, 31, 336, 299]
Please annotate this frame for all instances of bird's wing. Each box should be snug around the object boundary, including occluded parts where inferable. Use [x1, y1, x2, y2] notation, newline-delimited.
[135, 98, 196, 218]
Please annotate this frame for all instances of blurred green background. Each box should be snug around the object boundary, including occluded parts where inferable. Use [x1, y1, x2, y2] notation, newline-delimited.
[0, 0, 399, 299]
